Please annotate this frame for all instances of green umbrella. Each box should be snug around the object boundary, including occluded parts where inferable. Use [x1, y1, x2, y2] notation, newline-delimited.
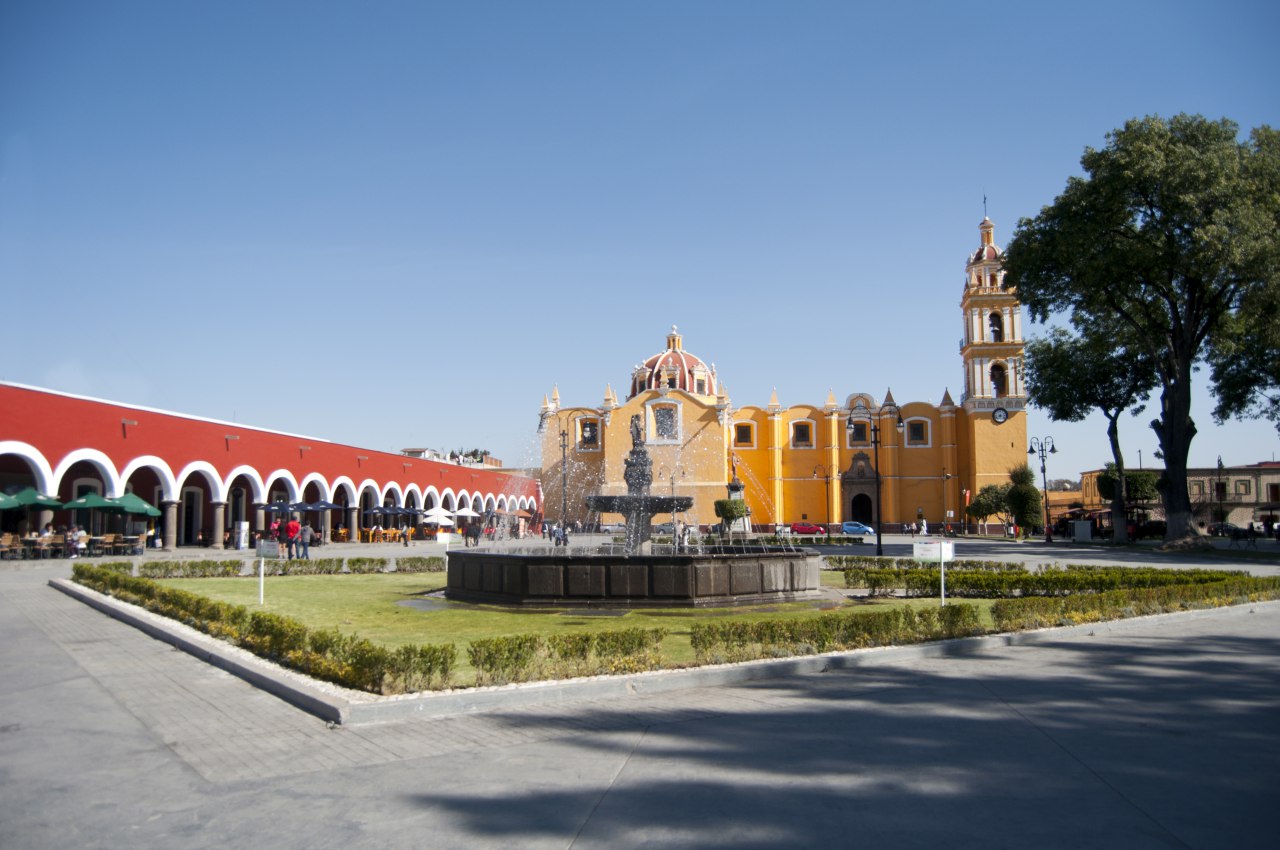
[113, 492, 162, 517]
[10, 487, 63, 509]
[0, 492, 18, 511]
[62, 493, 123, 511]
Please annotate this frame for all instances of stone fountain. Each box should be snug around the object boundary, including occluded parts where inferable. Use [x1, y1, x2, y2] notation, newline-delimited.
[445, 416, 822, 608]
[583, 415, 693, 553]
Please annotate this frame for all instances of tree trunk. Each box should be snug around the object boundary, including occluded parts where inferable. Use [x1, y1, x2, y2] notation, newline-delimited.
[1106, 414, 1130, 544]
[1151, 354, 1198, 540]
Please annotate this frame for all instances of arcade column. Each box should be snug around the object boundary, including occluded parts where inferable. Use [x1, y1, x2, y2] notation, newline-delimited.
[346, 506, 358, 542]
[210, 501, 226, 549]
[162, 501, 179, 550]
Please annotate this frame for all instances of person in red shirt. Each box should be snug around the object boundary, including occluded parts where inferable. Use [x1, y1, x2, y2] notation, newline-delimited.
[285, 517, 301, 559]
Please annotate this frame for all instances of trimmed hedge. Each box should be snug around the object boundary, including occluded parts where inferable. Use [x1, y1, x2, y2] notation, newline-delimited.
[140, 559, 243, 579]
[393, 556, 446, 572]
[991, 576, 1280, 631]
[71, 564, 455, 694]
[467, 628, 668, 685]
[690, 605, 982, 664]
[828, 554, 1025, 572]
[843, 564, 1246, 598]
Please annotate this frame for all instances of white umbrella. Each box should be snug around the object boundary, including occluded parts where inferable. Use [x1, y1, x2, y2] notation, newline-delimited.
[423, 507, 452, 520]
[432, 517, 454, 527]
[454, 507, 480, 518]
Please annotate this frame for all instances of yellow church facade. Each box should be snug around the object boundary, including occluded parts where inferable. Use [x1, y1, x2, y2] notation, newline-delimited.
[539, 218, 1029, 533]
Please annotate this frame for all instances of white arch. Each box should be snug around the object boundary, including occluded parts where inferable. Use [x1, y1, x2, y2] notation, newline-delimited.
[422, 486, 441, 509]
[297, 472, 331, 501]
[119, 455, 178, 500]
[53, 448, 122, 499]
[260, 469, 302, 502]
[174, 460, 227, 501]
[381, 482, 406, 506]
[439, 488, 457, 510]
[354, 479, 381, 505]
[403, 484, 424, 508]
[331, 477, 358, 504]
[0, 441, 55, 493]
[222, 465, 268, 503]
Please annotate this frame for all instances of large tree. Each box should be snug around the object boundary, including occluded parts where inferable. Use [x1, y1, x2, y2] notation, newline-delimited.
[1023, 325, 1156, 543]
[1006, 464, 1043, 538]
[1004, 115, 1280, 541]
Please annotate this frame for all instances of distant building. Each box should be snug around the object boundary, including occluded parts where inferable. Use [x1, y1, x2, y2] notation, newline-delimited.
[538, 219, 1030, 532]
[1079, 461, 1280, 533]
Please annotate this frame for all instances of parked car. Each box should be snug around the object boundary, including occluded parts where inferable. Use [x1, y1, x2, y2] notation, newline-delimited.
[790, 522, 825, 535]
[599, 522, 626, 533]
[841, 521, 874, 535]
[653, 522, 676, 534]
[1208, 522, 1240, 537]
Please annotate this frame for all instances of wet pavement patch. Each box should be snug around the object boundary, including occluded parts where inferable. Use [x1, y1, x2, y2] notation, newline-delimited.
[396, 597, 453, 612]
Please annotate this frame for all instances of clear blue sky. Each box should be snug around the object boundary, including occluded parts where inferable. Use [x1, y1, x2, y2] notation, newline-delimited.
[3, 1, 1277, 480]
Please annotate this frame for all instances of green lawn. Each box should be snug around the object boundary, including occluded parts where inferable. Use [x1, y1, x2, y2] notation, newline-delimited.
[161, 572, 996, 683]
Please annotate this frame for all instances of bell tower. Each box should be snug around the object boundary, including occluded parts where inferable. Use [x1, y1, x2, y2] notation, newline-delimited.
[959, 217, 1028, 494]
[960, 217, 1026, 412]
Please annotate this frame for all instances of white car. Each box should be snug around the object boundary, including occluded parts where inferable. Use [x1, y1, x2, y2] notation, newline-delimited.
[599, 522, 626, 533]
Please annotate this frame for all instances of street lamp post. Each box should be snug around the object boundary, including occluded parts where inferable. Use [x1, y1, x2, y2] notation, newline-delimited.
[1217, 456, 1224, 528]
[848, 399, 903, 556]
[1028, 437, 1057, 543]
[558, 428, 569, 527]
[813, 465, 831, 532]
[942, 468, 953, 535]
[658, 466, 685, 532]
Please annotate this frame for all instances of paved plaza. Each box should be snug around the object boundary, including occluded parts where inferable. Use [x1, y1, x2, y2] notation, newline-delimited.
[2, 540, 1278, 848]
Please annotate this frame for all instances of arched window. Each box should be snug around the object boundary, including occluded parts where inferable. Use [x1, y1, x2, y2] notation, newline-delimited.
[988, 312, 1004, 342]
[990, 363, 1008, 398]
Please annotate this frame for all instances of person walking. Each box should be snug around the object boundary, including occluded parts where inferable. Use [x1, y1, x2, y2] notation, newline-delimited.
[285, 516, 301, 559]
[298, 523, 312, 560]
[271, 518, 285, 558]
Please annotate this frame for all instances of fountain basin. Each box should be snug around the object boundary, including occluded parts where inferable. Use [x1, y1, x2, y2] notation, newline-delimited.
[445, 546, 823, 608]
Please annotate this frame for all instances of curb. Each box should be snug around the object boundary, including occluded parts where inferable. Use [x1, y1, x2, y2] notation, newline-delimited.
[49, 577, 1280, 726]
[50, 579, 356, 724]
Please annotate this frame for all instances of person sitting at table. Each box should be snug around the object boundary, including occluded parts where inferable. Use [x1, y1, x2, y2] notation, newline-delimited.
[65, 525, 86, 558]
[39, 523, 53, 538]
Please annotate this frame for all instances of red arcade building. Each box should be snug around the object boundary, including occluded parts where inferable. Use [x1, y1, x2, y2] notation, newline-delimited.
[0, 382, 540, 550]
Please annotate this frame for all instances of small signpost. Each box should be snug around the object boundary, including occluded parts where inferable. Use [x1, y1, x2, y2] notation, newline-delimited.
[912, 540, 955, 605]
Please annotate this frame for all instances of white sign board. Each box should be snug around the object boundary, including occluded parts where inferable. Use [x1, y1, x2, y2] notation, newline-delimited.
[912, 540, 955, 562]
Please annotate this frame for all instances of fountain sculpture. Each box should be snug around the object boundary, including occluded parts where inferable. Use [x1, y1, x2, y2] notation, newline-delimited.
[445, 416, 822, 608]
[583, 415, 693, 554]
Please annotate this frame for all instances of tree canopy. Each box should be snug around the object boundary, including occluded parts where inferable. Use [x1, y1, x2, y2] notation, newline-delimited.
[1023, 325, 1157, 542]
[1004, 114, 1280, 540]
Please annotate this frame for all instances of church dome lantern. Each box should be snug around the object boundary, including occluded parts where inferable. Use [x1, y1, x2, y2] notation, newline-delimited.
[628, 326, 718, 399]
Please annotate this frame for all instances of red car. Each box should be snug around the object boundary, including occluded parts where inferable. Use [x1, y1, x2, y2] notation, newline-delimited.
[790, 522, 825, 535]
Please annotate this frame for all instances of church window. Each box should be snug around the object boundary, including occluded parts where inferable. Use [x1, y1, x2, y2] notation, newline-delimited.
[846, 421, 868, 446]
[906, 420, 929, 446]
[990, 363, 1008, 397]
[791, 421, 813, 448]
[578, 418, 599, 449]
[695, 378, 707, 394]
[989, 312, 1004, 342]
[653, 405, 678, 440]
[734, 423, 754, 447]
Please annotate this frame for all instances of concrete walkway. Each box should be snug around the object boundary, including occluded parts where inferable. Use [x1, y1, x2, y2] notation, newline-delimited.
[2, 556, 1278, 848]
